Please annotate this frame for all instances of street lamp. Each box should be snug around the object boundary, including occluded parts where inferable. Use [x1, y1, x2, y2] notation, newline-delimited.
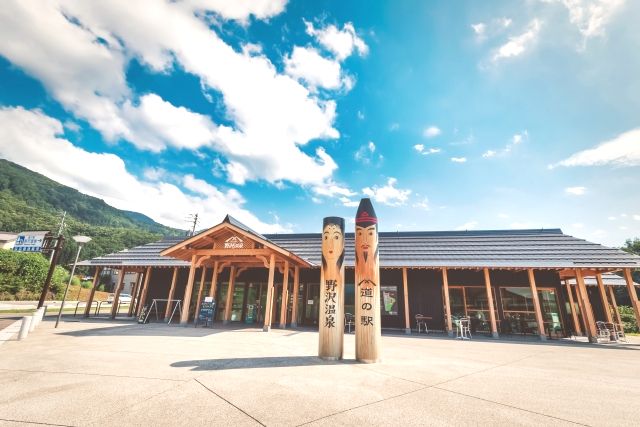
[55, 235, 91, 328]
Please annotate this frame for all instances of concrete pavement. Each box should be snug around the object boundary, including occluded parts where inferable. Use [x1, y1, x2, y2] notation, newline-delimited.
[0, 319, 639, 426]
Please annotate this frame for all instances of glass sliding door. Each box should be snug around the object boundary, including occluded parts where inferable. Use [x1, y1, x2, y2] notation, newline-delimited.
[500, 287, 564, 337]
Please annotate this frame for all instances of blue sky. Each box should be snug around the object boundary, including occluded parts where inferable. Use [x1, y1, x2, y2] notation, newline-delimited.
[0, 0, 638, 246]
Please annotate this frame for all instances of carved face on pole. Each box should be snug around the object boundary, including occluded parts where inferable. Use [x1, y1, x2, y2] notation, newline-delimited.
[322, 217, 345, 272]
[355, 204, 378, 269]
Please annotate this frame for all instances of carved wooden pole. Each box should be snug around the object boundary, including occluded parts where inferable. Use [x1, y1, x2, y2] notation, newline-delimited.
[354, 198, 381, 363]
[318, 216, 345, 360]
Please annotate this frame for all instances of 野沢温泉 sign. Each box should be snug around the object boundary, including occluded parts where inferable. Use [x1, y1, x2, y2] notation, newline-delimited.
[319, 216, 345, 360]
[354, 198, 382, 363]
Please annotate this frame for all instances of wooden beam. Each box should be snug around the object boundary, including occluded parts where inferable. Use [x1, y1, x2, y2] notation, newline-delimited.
[291, 266, 300, 327]
[442, 267, 453, 336]
[208, 261, 219, 299]
[128, 272, 142, 317]
[223, 266, 237, 324]
[623, 268, 640, 329]
[608, 285, 623, 328]
[402, 267, 410, 334]
[164, 267, 179, 319]
[263, 254, 276, 331]
[84, 267, 102, 317]
[527, 269, 547, 340]
[191, 248, 273, 257]
[180, 256, 198, 325]
[483, 268, 499, 338]
[279, 261, 290, 328]
[595, 273, 613, 323]
[136, 267, 152, 317]
[564, 281, 582, 336]
[575, 269, 598, 342]
[194, 266, 208, 321]
[110, 268, 126, 319]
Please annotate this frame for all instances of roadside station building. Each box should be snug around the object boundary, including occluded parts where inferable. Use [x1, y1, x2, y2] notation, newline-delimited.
[78, 215, 640, 342]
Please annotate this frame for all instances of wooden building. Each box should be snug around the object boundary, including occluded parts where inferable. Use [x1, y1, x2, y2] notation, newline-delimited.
[78, 215, 640, 342]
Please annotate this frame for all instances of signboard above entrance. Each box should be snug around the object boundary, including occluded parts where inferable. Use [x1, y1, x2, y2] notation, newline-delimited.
[224, 235, 244, 249]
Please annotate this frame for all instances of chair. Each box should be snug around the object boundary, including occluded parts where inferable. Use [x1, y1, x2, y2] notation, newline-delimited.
[456, 316, 472, 340]
[344, 313, 355, 333]
[609, 322, 627, 342]
[415, 314, 428, 333]
[596, 321, 610, 340]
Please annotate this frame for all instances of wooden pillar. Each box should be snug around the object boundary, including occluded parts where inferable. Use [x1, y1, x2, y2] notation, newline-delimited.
[442, 267, 453, 337]
[291, 266, 300, 327]
[575, 269, 598, 342]
[263, 254, 276, 332]
[223, 266, 237, 324]
[194, 266, 208, 322]
[564, 281, 582, 335]
[84, 267, 102, 317]
[164, 267, 179, 319]
[608, 286, 623, 328]
[402, 267, 410, 334]
[110, 268, 126, 319]
[595, 273, 613, 323]
[623, 268, 640, 329]
[527, 269, 547, 340]
[180, 256, 197, 325]
[208, 261, 219, 299]
[136, 267, 152, 317]
[483, 268, 499, 338]
[279, 261, 290, 328]
[128, 272, 142, 317]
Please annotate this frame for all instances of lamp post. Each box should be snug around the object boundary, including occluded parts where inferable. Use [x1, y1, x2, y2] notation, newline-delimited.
[55, 236, 91, 328]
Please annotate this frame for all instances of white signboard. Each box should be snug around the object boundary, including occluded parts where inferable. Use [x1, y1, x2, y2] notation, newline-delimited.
[13, 232, 48, 253]
[224, 236, 244, 249]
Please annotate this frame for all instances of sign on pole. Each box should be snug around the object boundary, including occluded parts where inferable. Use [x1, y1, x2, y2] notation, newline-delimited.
[13, 231, 50, 253]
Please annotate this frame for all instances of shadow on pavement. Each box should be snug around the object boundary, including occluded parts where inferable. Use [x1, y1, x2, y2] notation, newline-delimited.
[57, 320, 263, 338]
[171, 355, 358, 371]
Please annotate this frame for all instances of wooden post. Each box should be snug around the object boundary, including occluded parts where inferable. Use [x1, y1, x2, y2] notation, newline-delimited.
[164, 267, 179, 319]
[442, 267, 453, 337]
[279, 261, 290, 328]
[355, 199, 381, 363]
[136, 267, 152, 317]
[194, 266, 208, 323]
[263, 254, 276, 332]
[208, 261, 219, 299]
[527, 269, 547, 340]
[623, 268, 640, 329]
[110, 268, 126, 319]
[575, 269, 598, 342]
[319, 217, 345, 360]
[608, 285, 623, 328]
[84, 267, 102, 317]
[223, 266, 236, 324]
[180, 256, 197, 325]
[595, 273, 613, 323]
[128, 272, 142, 317]
[565, 281, 582, 335]
[291, 266, 300, 327]
[483, 268, 498, 338]
[402, 267, 410, 334]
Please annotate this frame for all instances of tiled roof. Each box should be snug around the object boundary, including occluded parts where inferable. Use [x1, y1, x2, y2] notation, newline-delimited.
[567, 272, 639, 287]
[77, 228, 640, 269]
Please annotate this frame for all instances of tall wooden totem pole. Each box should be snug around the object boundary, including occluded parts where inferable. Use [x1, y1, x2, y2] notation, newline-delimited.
[354, 198, 381, 363]
[318, 216, 345, 360]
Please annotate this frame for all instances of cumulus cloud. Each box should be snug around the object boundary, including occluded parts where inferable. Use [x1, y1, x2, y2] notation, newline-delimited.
[451, 157, 467, 163]
[423, 126, 442, 138]
[362, 178, 411, 207]
[304, 20, 368, 61]
[284, 46, 352, 91]
[471, 18, 512, 42]
[354, 141, 382, 165]
[0, 106, 286, 232]
[414, 144, 441, 155]
[482, 150, 497, 158]
[492, 19, 541, 62]
[185, 0, 288, 22]
[565, 186, 587, 195]
[548, 0, 625, 47]
[551, 128, 640, 168]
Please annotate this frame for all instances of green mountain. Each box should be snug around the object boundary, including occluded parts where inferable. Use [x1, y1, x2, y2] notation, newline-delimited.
[0, 159, 185, 265]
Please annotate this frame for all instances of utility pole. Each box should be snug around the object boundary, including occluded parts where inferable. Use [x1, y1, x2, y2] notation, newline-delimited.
[50, 211, 66, 262]
[38, 235, 65, 309]
[186, 213, 199, 237]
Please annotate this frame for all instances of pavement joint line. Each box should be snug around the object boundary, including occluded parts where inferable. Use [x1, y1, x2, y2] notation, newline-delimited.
[0, 417, 74, 427]
[0, 367, 188, 383]
[194, 378, 266, 426]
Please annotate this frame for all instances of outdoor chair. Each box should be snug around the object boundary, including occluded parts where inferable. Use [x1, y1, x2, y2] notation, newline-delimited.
[456, 316, 472, 340]
[345, 313, 355, 333]
[415, 314, 429, 333]
[608, 322, 626, 342]
[595, 321, 610, 340]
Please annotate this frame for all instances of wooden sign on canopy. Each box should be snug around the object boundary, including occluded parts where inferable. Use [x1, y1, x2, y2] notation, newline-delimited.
[318, 216, 345, 360]
[354, 198, 381, 363]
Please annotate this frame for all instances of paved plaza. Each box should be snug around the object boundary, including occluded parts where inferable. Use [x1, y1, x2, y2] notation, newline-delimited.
[1, 319, 639, 426]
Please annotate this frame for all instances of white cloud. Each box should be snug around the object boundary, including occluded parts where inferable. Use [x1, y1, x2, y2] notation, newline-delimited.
[423, 126, 442, 138]
[412, 197, 430, 211]
[492, 19, 542, 62]
[389, 123, 400, 131]
[551, 128, 640, 168]
[357, 111, 365, 120]
[339, 197, 359, 207]
[451, 157, 467, 163]
[362, 178, 411, 207]
[607, 216, 617, 220]
[550, 0, 625, 46]
[482, 130, 528, 159]
[471, 23, 486, 37]
[512, 130, 529, 144]
[482, 150, 497, 158]
[284, 46, 351, 91]
[0, 106, 286, 232]
[185, 0, 288, 22]
[143, 167, 167, 181]
[354, 141, 382, 165]
[456, 221, 478, 230]
[565, 186, 587, 195]
[414, 144, 441, 155]
[304, 20, 368, 61]
[472, 18, 512, 42]
[633, 214, 640, 221]
[498, 213, 510, 219]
